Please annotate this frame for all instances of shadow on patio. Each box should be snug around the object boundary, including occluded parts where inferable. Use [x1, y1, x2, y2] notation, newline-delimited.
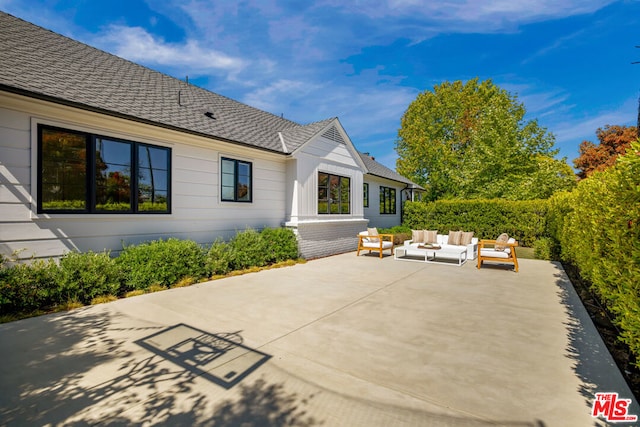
[0, 310, 319, 426]
[554, 267, 640, 418]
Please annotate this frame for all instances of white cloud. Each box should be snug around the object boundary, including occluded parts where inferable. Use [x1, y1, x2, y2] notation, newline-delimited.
[242, 79, 322, 113]
[95, 25, 246, 76]
[244, 76, 416, 126]
[521, 28, 588, 64]
[544, 96, 638, 162]
[554, 104, 637, 144]
[521, 92, 571, 118]
[316, 0, 615, 33]
[500, 83, 572, 118]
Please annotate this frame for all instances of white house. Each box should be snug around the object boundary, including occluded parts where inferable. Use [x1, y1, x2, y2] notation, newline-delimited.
[0, 12, 422, 261]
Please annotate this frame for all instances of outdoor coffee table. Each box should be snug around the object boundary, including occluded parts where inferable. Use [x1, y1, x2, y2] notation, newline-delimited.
[394, 245, 468, 266]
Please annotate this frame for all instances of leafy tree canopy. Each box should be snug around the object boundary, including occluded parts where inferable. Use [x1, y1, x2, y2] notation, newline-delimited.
[573, 124, 638, 179]
[395, 78, 575, 201]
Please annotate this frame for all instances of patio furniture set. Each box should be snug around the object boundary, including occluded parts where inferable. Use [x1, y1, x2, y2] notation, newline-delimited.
[357, 228, 519, 271]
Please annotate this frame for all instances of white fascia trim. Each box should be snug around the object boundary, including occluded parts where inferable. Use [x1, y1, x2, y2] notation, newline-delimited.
[285, 218, 369, 227]
[278, 131, 288, 153]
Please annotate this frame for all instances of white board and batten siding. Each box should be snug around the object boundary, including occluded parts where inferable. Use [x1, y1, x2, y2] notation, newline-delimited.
[0, 92, 287, 261]
[289, 131, 364, 221]
[285, 129, 368, 259]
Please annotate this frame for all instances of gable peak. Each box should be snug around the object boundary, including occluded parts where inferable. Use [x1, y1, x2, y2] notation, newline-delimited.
[321, 125, 345, 145]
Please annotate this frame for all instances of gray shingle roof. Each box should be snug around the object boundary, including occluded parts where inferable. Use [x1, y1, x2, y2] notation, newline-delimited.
[279, 118, 337, 152]
[0, 12, 322, 154]
[358, 152, 424, 189]
[0, 12, 424, 189]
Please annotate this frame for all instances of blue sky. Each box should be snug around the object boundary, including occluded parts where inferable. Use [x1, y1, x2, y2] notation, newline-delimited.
[2, 0, 639, 169]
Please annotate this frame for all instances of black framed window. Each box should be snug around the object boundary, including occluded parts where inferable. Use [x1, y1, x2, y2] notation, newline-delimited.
[221, 157, 252, 202]
[318, 172, 350, 214]
[38, 125, 171, 214]
[379, 186, 396, 214]
[363, 183, 369, 208]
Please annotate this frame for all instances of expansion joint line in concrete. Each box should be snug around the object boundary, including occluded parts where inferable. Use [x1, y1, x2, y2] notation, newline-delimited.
[252, 265, 493, 422]
[257, 267, 427, 351]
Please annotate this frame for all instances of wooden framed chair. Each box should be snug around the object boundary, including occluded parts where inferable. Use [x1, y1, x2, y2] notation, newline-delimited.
[477, 237, 519, 272]
[357, 231, 394, 258]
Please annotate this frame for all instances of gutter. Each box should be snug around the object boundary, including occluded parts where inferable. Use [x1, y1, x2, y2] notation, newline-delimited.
[0, 85, 288, 157]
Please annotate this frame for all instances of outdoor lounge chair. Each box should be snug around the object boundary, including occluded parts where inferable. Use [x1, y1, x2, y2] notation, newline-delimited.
[477, 236, 519, 272]
[357, 230, 394, 258]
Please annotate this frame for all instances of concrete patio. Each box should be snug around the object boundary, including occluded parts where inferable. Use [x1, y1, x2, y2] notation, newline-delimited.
[0, 252, 637, 426]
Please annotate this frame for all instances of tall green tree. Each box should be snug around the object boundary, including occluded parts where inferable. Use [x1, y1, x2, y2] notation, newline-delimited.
[396, 78, 575, 201]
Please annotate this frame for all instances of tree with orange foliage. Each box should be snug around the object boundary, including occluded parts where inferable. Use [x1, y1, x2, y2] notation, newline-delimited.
[573, 125, 638, 179]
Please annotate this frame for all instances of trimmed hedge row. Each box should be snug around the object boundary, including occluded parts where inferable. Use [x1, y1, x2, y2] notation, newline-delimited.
[547, 141, 640, 363]
[0, 227, 299, 317]
[403, 198, 548, 247]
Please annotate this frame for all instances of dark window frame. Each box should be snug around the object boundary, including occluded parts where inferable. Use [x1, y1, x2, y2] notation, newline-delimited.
[363, 183, 369, 208]
[37, 124, 171, 214]
[379, 186, 396, 215]
[220, 157, 253, 203]
[318, 172, 351, 215]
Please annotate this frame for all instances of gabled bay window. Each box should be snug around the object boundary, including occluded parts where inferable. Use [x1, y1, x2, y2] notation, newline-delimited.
[38, 125, 171, 214]
[318, 172, 350, 214]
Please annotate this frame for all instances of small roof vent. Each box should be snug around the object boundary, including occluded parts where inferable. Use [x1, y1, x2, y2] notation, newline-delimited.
[321, 126, 345, 144]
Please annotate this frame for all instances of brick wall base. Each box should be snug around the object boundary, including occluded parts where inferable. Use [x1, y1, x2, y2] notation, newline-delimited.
[285, 219, 369, 259]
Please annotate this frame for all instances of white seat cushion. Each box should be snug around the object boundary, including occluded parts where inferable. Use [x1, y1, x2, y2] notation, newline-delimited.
[480, 248, 511, 258]
[363, 241, 393, 249]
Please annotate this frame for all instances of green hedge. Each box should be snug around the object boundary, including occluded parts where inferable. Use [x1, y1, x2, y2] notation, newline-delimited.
[227, 228, 268, 270]
[117, 238, 208, 291]
[0, 259, 59, 313]
[548, 141, 640, 362]
[259, 227, 299, 264]
[58, 251, 122, 304]
[403, 199, 548, 247]
[0, 227, 299, 318]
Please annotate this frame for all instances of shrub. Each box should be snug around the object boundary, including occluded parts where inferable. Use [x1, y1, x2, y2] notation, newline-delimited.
[260, 227, 298, 264]
[403, 199, 548, 247]
[552, 141, 640, 364]
[532, 237, 553, 260]
[0, 229, 301, 317]
[544, 191, 573, 260]
[0, 259, 60, 314]
[378, 225, 411, 245]
[117, 238, 207, 290]
[206, 239, 232, 276]
[227, 228, 268, 270]
[57, 251, 122, 304]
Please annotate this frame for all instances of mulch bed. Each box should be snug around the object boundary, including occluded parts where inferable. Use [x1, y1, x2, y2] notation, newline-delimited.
[563, 262, 640, 401]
